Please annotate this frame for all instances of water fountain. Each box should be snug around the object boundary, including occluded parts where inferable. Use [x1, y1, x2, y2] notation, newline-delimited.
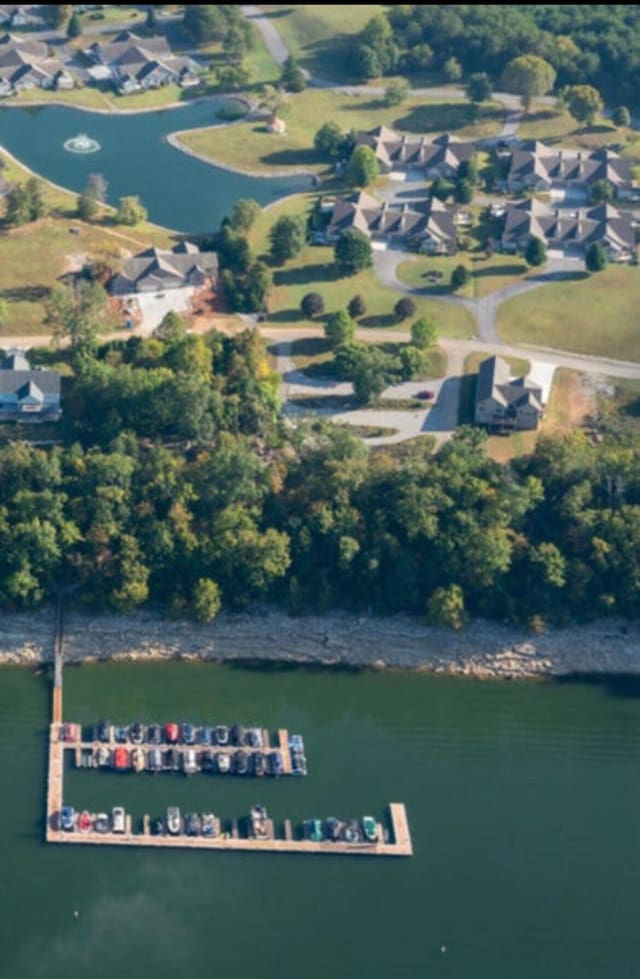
[63, 133, 100, 154]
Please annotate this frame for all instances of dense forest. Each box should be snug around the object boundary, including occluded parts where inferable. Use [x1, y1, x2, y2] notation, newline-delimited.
[1, 319, 639, 629]
[351, 5, 640, 101]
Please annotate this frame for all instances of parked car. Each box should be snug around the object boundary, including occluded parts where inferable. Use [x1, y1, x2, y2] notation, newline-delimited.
[415, 389, 435, 400]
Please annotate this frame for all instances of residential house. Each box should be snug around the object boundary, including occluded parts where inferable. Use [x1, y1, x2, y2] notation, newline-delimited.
[355, 127, 476, 178]
[501, 198, 635, 262]
[84, 31, 200, 94]
[505, 142, 634, 200]
[109, 242, 219, 295]
[324, 190, 457, 254]
[474, 356, 543, 432]
[0, 34, 55, 92]
[0, 349, 61, 421]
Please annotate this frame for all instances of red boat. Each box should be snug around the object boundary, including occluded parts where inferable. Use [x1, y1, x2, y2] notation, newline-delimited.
[113, 746, 130, 771]
[78, 810, 92, 833]
[164, 722, 179, 743]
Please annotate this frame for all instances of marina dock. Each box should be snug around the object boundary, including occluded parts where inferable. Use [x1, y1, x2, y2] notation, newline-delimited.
[45, 619, 412, 858]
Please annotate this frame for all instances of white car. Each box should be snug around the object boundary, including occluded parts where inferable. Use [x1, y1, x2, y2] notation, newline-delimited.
[111, 806, 126, 833]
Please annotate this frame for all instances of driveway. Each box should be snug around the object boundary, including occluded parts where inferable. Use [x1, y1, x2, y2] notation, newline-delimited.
[127, 288, 195, 335]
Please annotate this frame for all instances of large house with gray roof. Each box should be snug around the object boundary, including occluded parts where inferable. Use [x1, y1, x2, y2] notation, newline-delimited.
[505, 142, 634, 200]
[0, 349, 61, 421]
[475, 356, 543, 432]
[355, 127, 475, 179]
[324, 190, 457, 254]
[0, 33, 63, 94]
[501, 198, 635, 262]
[83, 31, 199, 94]
[110, 242, 219, 295]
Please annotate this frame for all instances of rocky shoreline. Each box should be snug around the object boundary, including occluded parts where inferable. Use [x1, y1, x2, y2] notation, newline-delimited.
[0, 607, 639, 680]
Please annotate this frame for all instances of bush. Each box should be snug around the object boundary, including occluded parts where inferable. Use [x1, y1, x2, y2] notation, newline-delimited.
[324, 310, 356, 349]
[525, 236, 547, 267]
[612, 105, 631, 128]
[348, 294, 366, 319]
[394, 297, 417, 322]
[334, 230, 373, 276]
[450, 265, 470, 291]
[300, 292, 325, 319]
[585, 242, 607, 273]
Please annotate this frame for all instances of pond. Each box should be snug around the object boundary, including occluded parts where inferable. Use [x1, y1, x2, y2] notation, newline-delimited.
[0, 100, 312, 232]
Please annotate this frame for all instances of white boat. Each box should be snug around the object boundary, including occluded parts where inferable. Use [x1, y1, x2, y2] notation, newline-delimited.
[111, 806, 125, 833]
[216, 752, 231, 773]
[166, 806, 181, 835]
[183, 749, 198, 775]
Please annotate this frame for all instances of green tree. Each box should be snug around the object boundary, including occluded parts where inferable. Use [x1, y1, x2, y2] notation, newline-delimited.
[145, 5, 157, 33]
[431, 176, 451, 201]
[183, 5, 227, 44]
[443, 57, 462, 82]
[314, 121, 344, 159]
[217, 63, 251, 91]
[116, 196, 147, 226]
[348, 294, 366, 319]
[4, 185, 31, 227]
[612, 105, 631, 128]
[585, 242, 607, 272]
[154, 310, 187, 343]
[26, 178, 46, 220]
[77, 187, 98, 221]
[564, 84, 603, 126]
[425, 584, 466, 630]
[269, 215, 306, 265]
[383, 78, 410, 107]
[458, 159, 479, 185]
[222, 25, 247, 63]
[230, 198, 261, 233]
[525, 236, 547, 267]
[66, 11, 81, 38]
[394, 297, 416, 322]
[346, 145, 379, 188]
[501, 54, 556, 111]
[45, 4, 72, 27]
[334, 229, 373, 275]
[325, 310, 356, 349]
[589, 179, 614, 203]
[300, 292, 325, 319]
[280, 55, 306, 92]
[465, 72, 492, 104]
[450, 264, 470, 290]
[45, 280, 113, 354]
[191, 578, 222, 622]
[454, 177, 474, 204]
[87, 173, 108, 203]
[410, 316, 436, 349]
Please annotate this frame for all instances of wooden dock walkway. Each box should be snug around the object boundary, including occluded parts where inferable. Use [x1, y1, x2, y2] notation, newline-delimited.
[46, 803, 412, 856]
[44, 606, 412, 857]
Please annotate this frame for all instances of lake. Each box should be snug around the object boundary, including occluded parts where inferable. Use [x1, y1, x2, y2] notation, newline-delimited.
[0, 101, 311, 232]
[0, 662, 639, 979]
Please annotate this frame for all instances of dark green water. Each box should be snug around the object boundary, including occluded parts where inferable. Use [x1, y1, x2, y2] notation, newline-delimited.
[0, 103, 311, 231]
[1, 662, 639, 979]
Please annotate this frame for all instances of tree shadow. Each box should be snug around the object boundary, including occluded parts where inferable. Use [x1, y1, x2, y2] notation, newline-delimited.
[267, 308, 303, 324]
[394, 103, 502, 134]
[552, 671, 640, 699]
[360, 313, 399, 328]
[289, 336, 331, 358]
[273, 263, 338, 286]
[0, 285, 48, 302]
[259, 148, 320, 167]
[473, 263, 527, 278]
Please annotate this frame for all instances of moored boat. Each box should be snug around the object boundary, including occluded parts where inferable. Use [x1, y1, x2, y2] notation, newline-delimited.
[201, 813, 218, 837]
[97, 745, 111, 767]
[130, 721, 145, 744]
[269, 751, 283, 776]
[164, 722, 179, 744]
[181, 722, 196, 745]
[166, 806, 181, 835]
[60, 805, 75, 832]
[78, 810, 92, 833]
[185, 812, 201, 836]
[113, 746, 130, 771]
[131, 747, 145, 773]
[304, 818, 324, 842]
[183, 749, 198, 775]
[253, 751, 266, 776]
[215, 724, 229, 746]
[235, 750, 249, 775]
[362, 816, 378, 843]
[94, 812, 110, 834]
[148, 747, 162, 771]
[111, 806, 125, 833]
[216, 751, 231, 773]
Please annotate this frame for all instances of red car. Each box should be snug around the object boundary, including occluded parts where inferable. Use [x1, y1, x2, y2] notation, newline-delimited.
[416, 389, 435, 400]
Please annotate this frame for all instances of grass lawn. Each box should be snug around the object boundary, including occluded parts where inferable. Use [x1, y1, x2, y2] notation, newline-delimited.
[497, 265, 640, 362]
[484, 430, 538, 463]
[397, 252, 530, 299]
[4, 86, 116, 110]
[177, 89, 502, 174]
[517, 104, 640, 160]
[267, 243, 475, 337]
[259, 5, 384, 83]
[0, 151, 174, 336]
[78, 6, 145, 30]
